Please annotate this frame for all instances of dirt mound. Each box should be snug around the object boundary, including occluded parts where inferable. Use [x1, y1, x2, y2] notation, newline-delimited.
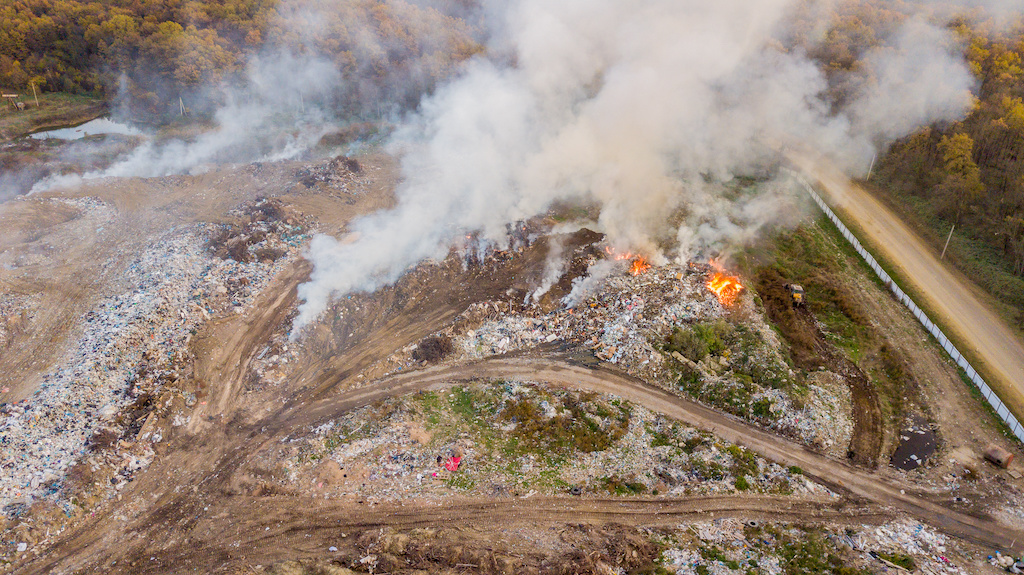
[296, 156, 363, 189]
[208, 198, 302, 263]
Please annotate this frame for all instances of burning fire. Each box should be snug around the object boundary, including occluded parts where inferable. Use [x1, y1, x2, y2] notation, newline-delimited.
[629, 256, 650, 276]
[706, 261, 744, 306]
[605, 246, 651, 276]
[604, 245, 632, 261]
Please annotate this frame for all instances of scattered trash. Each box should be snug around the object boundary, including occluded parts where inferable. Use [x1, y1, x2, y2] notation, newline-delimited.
[985, 444, 1014, 469]
[0, 198, 305, 513]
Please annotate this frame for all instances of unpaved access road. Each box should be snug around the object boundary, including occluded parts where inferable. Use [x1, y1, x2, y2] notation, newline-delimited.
[790, 153, 1024, 417]
[297, 357, 1024, 551]
[23, 354, 1020, 574]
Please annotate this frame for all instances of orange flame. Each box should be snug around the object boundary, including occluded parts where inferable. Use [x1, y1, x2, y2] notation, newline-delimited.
[629, 257, 651, 276]
[605, 246, 651, 275]
[706, 270, 744, 306]
[604, 246, 634, 261]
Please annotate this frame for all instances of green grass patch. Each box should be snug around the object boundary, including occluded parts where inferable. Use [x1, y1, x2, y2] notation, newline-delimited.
[0, 91, 106, 140]
[500, 392, 630, 455]
[727, 444, 759, 477]
[600, 475, 648, 495]
[877, 551, 916, 570]
[445, 472, 475, 491]
[664, 321, 730, 362]
[775, 529, 870, 575]
[698, 546, 741, 570]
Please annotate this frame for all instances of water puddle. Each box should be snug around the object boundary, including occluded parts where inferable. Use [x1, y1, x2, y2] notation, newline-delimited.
[30, 117, 142, 140]
[890, 414, 937, 471]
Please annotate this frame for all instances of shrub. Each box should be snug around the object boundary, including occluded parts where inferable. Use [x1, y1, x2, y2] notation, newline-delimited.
[665, 321, 729, 362]
[412, 335, 455, 363]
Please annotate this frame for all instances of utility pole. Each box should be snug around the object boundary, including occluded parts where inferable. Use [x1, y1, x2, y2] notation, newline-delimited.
[179, 97, 186, 117]
[865, 153, 877, 180]
[941, 224, 955, 260]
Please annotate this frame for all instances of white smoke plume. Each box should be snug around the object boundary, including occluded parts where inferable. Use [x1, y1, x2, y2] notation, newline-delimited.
[531, 235, 566, 303]
[32, 52, 343, 191]
[293, 0, 980, 331]
[562, 258, 617, 309]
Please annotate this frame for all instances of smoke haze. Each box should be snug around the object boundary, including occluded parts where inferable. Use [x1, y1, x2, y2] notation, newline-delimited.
[293, 0, 978, 330]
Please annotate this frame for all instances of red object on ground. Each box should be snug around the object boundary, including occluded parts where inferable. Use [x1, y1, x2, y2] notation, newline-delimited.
[444, 456, 461, 471]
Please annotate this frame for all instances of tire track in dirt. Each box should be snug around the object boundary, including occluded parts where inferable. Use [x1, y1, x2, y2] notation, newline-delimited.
[110, 496, 891, 574]
[18, 342, 1020, 574]
[294, 357, 1024, 551]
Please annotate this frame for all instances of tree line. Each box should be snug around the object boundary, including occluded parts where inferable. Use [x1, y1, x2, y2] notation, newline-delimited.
[871, 19, 1024, 307]
[0, 0, 480, 117]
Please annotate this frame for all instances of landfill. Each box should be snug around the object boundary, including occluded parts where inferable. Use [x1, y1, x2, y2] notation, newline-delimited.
[373, 258, 856, 454]
[0, 196, 306, 515]
[274, 380, 828, 505]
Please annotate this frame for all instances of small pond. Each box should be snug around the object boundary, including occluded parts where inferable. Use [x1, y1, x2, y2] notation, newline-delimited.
[30, 117, 142, 140]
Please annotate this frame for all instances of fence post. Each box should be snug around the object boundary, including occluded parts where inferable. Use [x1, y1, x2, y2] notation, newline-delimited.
[796, 174, 1024, 440]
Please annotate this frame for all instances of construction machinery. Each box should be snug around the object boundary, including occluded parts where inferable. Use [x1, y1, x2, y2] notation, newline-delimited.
[785, 283, 805, 307]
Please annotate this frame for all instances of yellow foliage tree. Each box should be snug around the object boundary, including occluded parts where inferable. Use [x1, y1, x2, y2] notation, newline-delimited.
[1002, 97, 1024, 132]
[937, 133, 985, 224]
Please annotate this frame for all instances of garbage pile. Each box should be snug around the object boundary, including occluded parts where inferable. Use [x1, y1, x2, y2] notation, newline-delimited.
[852, 519, 968, 575]
[280, 381, 821, 504]
[658, 517, 971, 575]
[0, 199, 306, 515]
[991, 553, 1024, 573]
[455, 263, 718, 378]
[438, 259, 851, 453]
[294, 155, 364, 193]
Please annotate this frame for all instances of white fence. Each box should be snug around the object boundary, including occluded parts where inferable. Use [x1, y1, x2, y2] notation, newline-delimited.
[797, 178, 1024, 442]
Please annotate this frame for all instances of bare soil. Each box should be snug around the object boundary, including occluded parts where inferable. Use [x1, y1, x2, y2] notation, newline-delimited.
[755, 269, 883, 468]
[3, 152, 1024, 574]
[791, 152, 1024, 420]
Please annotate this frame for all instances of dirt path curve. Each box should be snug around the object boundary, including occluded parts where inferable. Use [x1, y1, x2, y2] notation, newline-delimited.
[18, 355, 1019, 574]
[789, 153, 1024, 417]
[296, 357, 1024, 551]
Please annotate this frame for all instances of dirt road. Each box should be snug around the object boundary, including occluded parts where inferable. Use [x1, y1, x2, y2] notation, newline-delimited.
[300, 357, 1024, 550]
[23, 352, 1023, 574]
[790, 154, 1024, 417]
